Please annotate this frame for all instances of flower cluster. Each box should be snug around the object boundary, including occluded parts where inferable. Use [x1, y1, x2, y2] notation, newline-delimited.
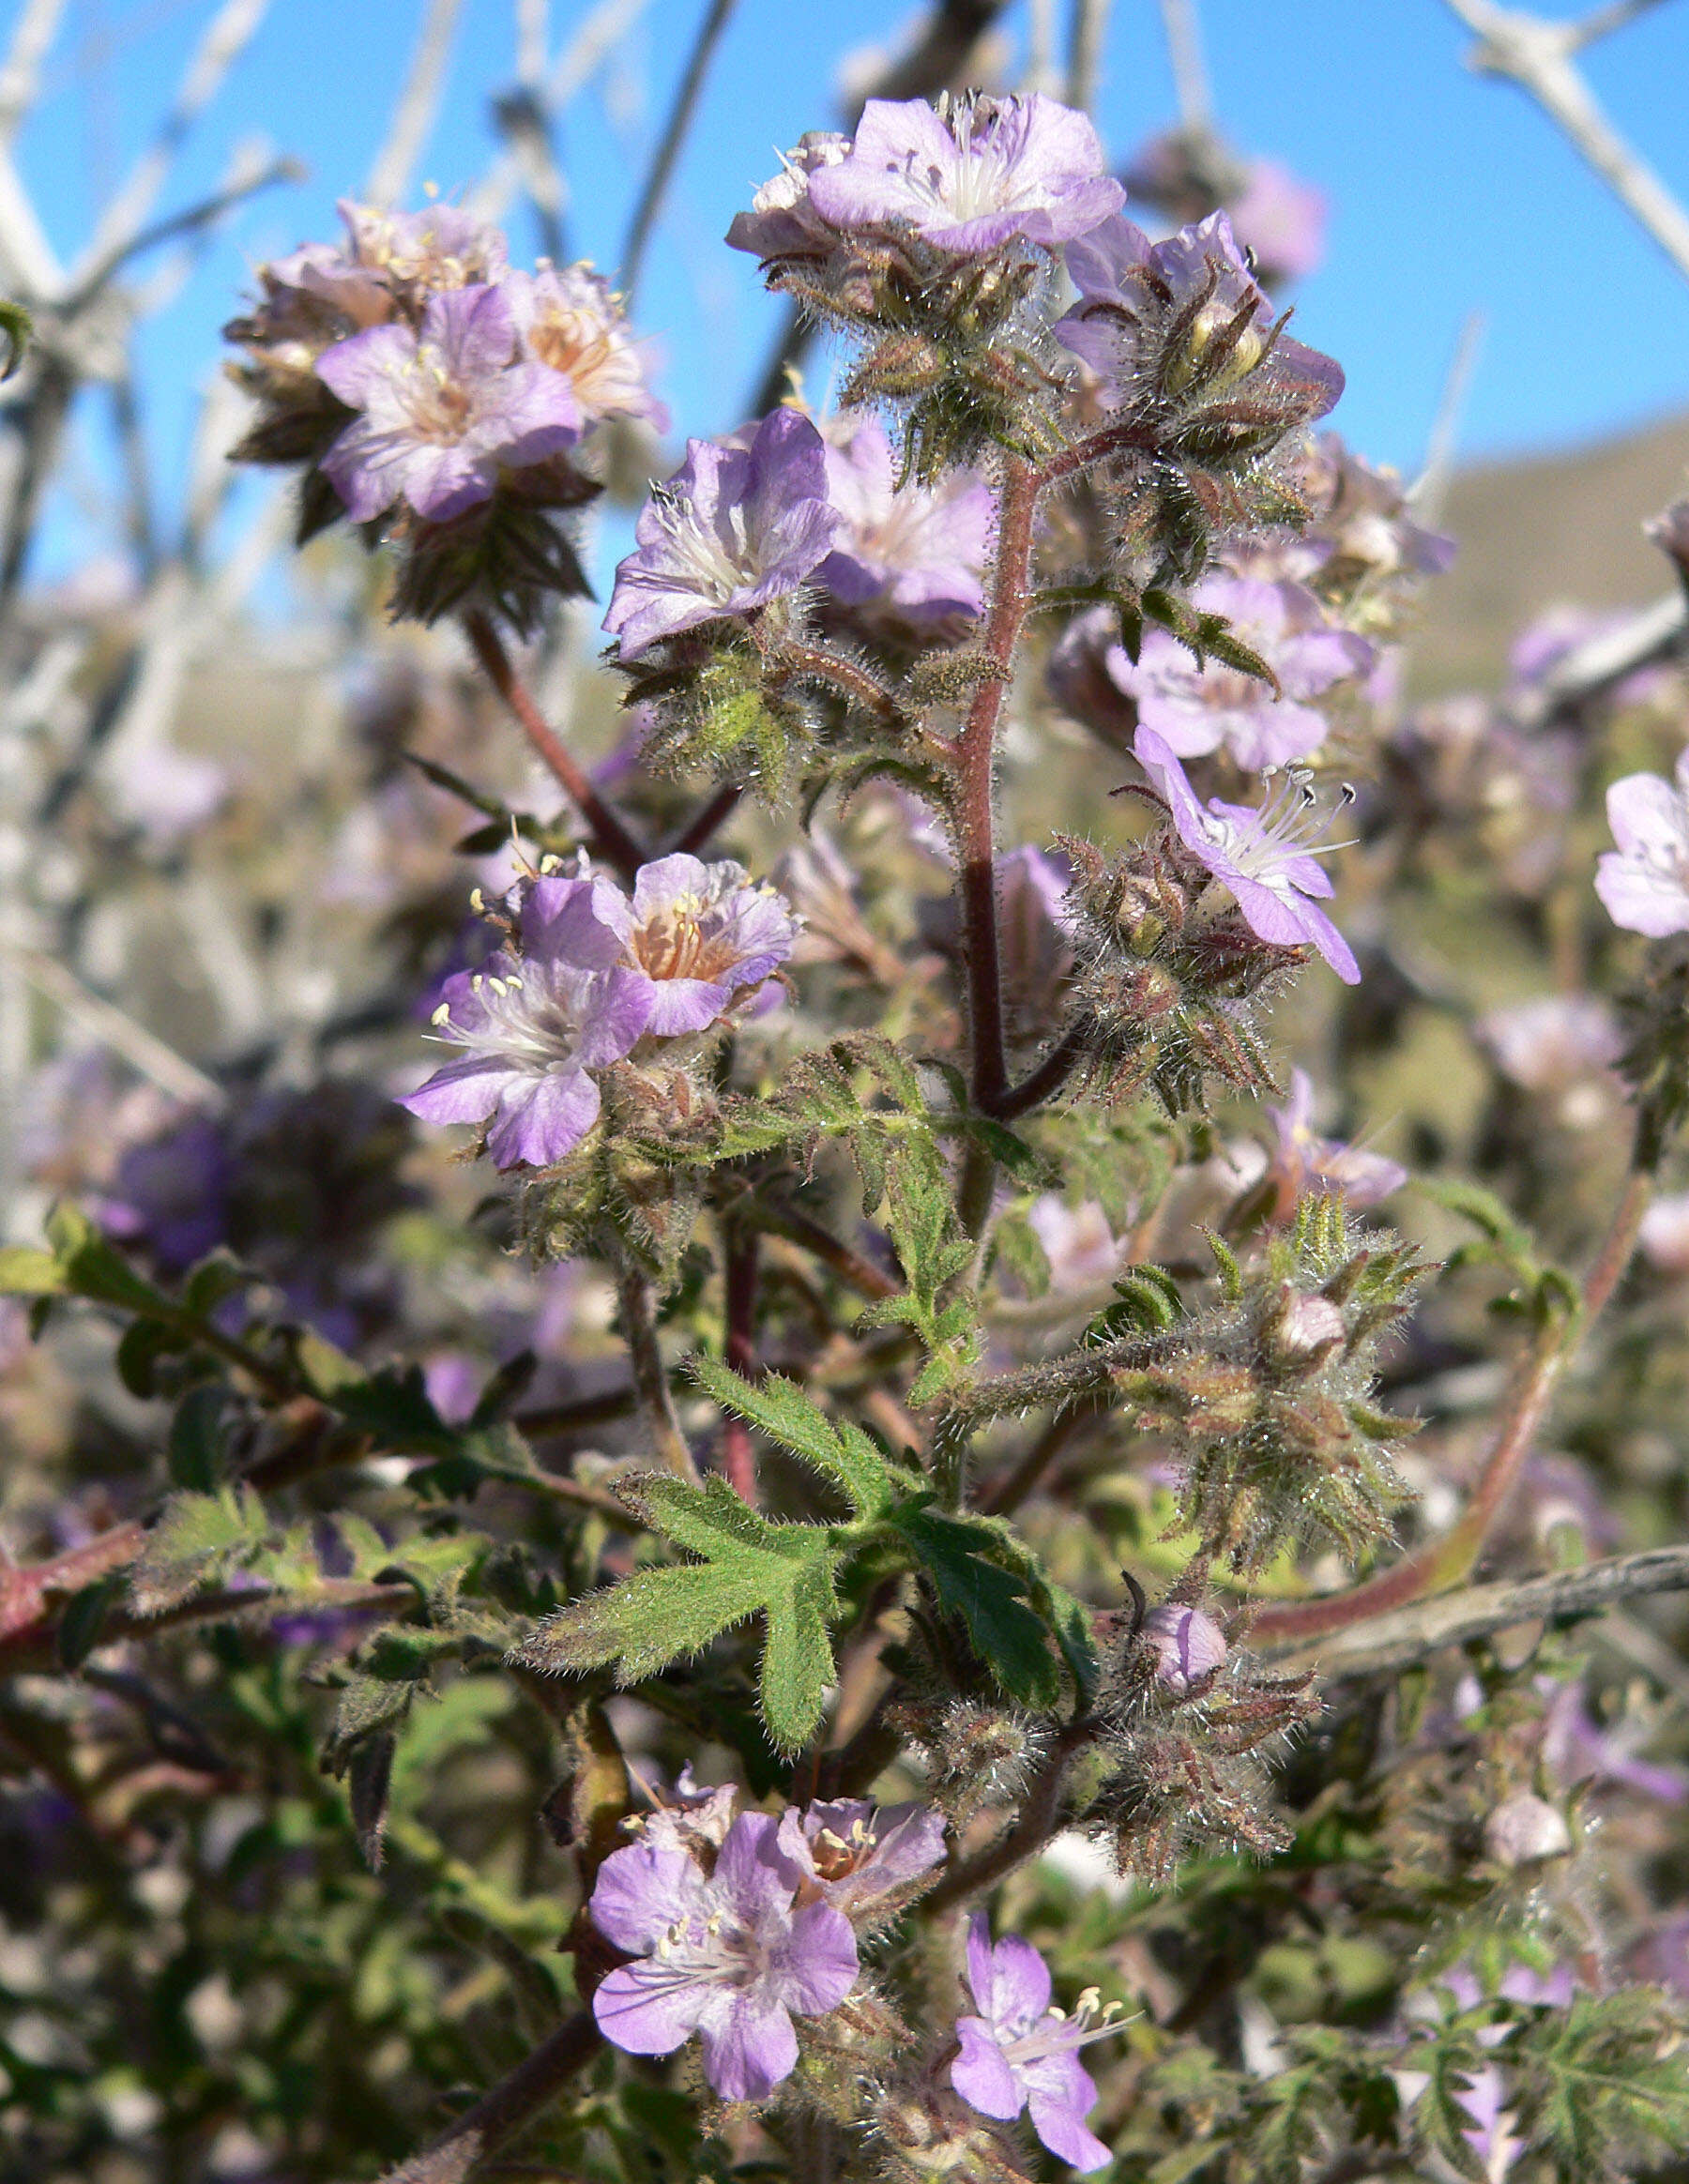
[730, 93, 1123, 472]
[225, 201, 664, 627]
[587, 1790, 946, 2099]
[403, 856, 797, 1169]
[1054, 571, 1373, 770]
[1055, 211, 1345, 579]
[1114, 1195, 1425, 1572]
[1088, 1589, 1318, 1884]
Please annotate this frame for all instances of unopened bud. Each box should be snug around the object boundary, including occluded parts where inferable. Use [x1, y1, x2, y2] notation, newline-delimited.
[1139, 1603, 1228, 1694]
[1484, 1792, 1571, 1869]
[1278, 1293, 1347, 1360]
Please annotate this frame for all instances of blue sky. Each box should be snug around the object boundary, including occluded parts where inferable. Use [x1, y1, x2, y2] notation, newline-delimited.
[10, 0, 1689, 580]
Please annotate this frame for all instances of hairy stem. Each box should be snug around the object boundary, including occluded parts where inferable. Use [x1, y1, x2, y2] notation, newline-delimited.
[611, 1243, 702, 1485]
[992, 1022, 1087, 1121]
[464, 611, 646, 883]
[722, 1221, 760, 1502]
[377, 2010, 601, 2184]
[1251, 1164, 1651, 1646]
[922, 1720, 1094, 1915]
[953, 456, 1039, 1118]
[667, 781, 743, 854]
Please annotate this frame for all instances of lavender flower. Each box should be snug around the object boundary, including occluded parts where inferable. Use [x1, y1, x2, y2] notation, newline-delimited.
[775, 1798, 947, 1915]
[401, 874, 651, 1170]
[726, 132, 851, 262]
[1595, 750, 1689, 936]
[1056, 210, 1344, 418]
[1475, 995, 1622, 1131]
[505, 262, 668, 430]
[1134, 725, 1361, 982]
[316, 283, 582, 523]
[603, 409, 843, 659]
[804, 94, 1122, 257]
[588, 1811, 858, 2101]
[594, 854, 799, 1035]
[950, 1916, 1121, 2171]
[817, 415, 992, 624]
[1108, 572, 1371, 769]
[338, 199, 509, 295]
[1266, 1069, 1406, 1212]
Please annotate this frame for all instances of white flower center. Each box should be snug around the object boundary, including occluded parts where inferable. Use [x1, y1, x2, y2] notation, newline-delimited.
[430, 964, 585, 1074]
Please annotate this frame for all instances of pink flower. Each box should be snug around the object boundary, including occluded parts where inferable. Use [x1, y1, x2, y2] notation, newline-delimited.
[316, 284, 580, 523]
[1134, 725, 1361, 982]
[1595, 749, 1689, 936]
[950, 1917, 1122, 2171]
[805, 94, 1122, 258]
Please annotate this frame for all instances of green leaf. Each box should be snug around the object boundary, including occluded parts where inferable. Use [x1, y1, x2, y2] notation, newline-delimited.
[44, 1201, 176, 1316]
[167, 1384, 231, 1492]
[129, 1484, 269, 1615]
[689, 1358, 892, 1518]
[516, 1474, 843, 1752]
[890, 1505, 1059, 1707]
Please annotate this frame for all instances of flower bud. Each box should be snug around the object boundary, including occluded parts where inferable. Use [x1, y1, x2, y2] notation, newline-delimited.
[1139, 1603, 1228, 1694]
[1484, 1792, 1571, 1869]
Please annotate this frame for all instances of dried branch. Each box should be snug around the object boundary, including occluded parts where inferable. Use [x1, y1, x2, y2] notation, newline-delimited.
[375, 2011, 601, 2184]
[1441, 0, 1689, 286]
[1157, 0, 1213, 131]
[366, 0, 468, 209]
[1066, 0, 1114, 114]
[1262, 1544, 1689, 1680]
[73, 0, 273, 286]
[617, 0, 736, 307]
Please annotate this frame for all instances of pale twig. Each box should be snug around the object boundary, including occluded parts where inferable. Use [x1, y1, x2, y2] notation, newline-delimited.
[1567, 0, 1679, 52]
[1065, 0, 1114, 112]
[617, 0, 737, 307]
[0, 0, 68, 153]
[74, 0, 272, 282]
[1440, 0, 1689, 286]
[467, 0, 653, 226]
[366, 0, 467, 209]
[1157, 0, 1214, 133]
[61, 150, 299, 314]
[1260, 1545, 1689, 1680]
[5, 944, 224, 1107]
[1408, 308, 1486, 527]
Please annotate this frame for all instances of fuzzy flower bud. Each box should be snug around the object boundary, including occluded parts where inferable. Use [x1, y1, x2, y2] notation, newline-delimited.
[1484, 1792, 1572, 1869]
[1138, 1603, 1228, 1694]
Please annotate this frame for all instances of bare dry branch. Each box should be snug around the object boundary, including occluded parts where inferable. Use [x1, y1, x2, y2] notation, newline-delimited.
[1441, 0, 1689, 285]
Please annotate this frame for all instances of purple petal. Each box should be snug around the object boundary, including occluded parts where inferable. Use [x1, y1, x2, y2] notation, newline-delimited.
[1026, 2051, 1112, 2172]
[400, 1054, 519, 1128]
[574, 966, 656, 1067]
[700, 1990, 798, 2101]
[951, 2018, 1024, 2120]
[772, 1902, 860, 2015]
[592, 1960, 711, 2056]
[520, 873, 629, 968]
[483, 1067, 601, 1169]
[713, 1810, 804, 1916]
[589, 1841, 710, 1953]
